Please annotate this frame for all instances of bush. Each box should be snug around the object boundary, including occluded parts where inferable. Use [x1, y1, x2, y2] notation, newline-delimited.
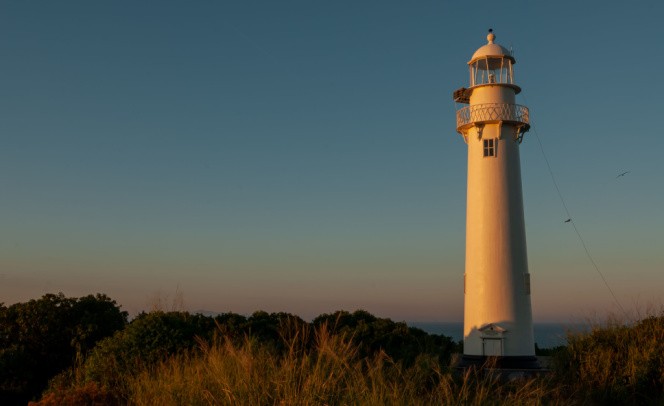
[117, 323, 554, 405]
[553, 313, 664, 405]
[77, 311, 216, 393]
[28, 382, 119, 406]
[313, 310, 459, 366]
[0, 293, 127, 405]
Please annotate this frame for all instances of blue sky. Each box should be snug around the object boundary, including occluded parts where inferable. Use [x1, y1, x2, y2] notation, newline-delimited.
[1, 1, 662, 321]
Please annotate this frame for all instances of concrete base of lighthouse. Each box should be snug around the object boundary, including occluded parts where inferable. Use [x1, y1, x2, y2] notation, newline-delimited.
[457, 355, 541, 370]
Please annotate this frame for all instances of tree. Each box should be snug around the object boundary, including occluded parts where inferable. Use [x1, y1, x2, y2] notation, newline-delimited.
[80, 311, 216, 390]
[313, 310, 458, 366]
[0, 293, 127, 404]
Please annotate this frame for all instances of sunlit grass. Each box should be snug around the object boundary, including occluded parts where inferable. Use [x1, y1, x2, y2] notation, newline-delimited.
[552, 312, 664, 405]
[34, 310, 663, 405]
[124, 324, 554, 405]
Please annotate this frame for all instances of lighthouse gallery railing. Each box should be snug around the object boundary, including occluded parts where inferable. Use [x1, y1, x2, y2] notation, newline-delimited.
[456, 103, 529, 130]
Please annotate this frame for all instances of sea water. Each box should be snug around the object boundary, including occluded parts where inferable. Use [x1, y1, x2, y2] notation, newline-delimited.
[409, 322, 588, 349]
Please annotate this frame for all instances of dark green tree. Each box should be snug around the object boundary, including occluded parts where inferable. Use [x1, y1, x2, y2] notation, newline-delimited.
[80, 311, 216, 390]
[0, 293, 127, 404]
[313, 310, 458, 366]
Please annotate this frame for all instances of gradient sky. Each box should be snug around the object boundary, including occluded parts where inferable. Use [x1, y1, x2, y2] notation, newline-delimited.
[1, 1, 662, 322]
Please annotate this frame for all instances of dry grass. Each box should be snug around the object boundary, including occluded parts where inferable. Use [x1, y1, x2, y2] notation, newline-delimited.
[125, 324, 555, 405]
[552, 311, 664, 405]
[35, 311, 663, 405]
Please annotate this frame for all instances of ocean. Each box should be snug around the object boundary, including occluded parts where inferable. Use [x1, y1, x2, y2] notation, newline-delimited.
[409, 322, 588, 349]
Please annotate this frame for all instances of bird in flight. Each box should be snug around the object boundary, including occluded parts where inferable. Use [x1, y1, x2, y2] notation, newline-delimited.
[616, 171, 630, 178]
[564, 219, 571, 223]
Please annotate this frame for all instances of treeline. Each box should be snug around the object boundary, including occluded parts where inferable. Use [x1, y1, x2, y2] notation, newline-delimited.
[0, 293, 458, 404]
[0, 294, 127, 405]
[3, 293, 662, 405]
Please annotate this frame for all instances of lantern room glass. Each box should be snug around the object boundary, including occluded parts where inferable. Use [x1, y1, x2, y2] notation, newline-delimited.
[470, 57, 514, 87]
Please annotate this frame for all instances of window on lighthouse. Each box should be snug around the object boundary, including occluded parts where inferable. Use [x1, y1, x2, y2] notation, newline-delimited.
[483, 139, 496, 157]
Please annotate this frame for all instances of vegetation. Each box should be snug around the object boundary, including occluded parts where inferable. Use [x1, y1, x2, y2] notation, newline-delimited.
[46, 308, 457, 404]
[1, 293, 661, 405]
[76, 326, 556, 405]
[0, 293, 127, 404]
[313, 310, 458, 367]
[552, 314, 664, 404]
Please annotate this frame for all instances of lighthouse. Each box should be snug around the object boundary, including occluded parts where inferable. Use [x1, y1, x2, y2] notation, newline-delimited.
[453, 30, 539, 369]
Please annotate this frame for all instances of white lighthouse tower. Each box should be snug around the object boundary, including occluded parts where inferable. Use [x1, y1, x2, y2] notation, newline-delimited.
[454, 30, 539, 369]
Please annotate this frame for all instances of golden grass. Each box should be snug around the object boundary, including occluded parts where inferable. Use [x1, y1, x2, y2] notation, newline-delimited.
[35, 311, 663, 405]
[552, 312, 664, 405]
[125, 324, 555, 405]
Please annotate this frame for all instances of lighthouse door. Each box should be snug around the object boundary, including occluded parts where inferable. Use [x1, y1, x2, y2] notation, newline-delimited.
[482, 338, 503, 356]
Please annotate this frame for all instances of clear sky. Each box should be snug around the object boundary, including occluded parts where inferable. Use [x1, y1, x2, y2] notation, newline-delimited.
[1, 1, 662, 322]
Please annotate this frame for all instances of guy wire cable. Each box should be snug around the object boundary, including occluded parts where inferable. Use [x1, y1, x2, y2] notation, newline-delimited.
[519, 94, 628, 320]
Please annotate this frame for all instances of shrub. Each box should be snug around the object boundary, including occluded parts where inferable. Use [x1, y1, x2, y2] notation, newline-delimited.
[122, 322, 554, 405]
[77, 311, 216, 394]
[0, 293, 127, 404]
[313, 310, 459, 366]
[553, 313, 664, 405]
[28, 382, 119, 406]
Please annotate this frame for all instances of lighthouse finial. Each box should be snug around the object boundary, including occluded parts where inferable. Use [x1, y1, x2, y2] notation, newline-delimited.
[487, 29, 495, 44]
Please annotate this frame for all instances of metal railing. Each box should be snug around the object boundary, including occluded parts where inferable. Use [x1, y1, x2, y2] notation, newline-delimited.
[456, 103, 529, 130]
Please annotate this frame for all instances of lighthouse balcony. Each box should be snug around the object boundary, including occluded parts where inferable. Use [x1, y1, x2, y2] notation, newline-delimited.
[456, 103, 529, 133]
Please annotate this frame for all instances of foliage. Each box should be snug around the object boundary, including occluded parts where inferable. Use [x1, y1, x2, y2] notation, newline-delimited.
[28, 382, 119, 406]
[44, 309, 459, 402]
[240, 311, 310, 353]
[313, 310, 460, 367]
[552, 312, 664, 405]
[78, 311, 217, 392]
[77, 308, 450, 387]
[92, 323, 556, 405]
[10, 294, 660, 405]
[0, 293, 127, 405]
[535, 343, 565, 356]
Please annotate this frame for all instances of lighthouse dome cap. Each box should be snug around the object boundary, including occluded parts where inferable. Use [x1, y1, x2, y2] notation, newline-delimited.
[469, 30, 515, 64]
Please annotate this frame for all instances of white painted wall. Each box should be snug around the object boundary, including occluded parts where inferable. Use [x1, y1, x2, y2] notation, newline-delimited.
[461, 70, 535, 357]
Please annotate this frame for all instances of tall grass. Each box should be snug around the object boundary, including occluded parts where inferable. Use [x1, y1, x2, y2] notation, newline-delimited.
[124, 323, 554, 405]
[552, 313, 664, 405]
[35, 311, 663, 405]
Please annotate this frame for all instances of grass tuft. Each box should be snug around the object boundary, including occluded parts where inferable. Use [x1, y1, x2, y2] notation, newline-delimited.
[34, 310, 664, 405]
